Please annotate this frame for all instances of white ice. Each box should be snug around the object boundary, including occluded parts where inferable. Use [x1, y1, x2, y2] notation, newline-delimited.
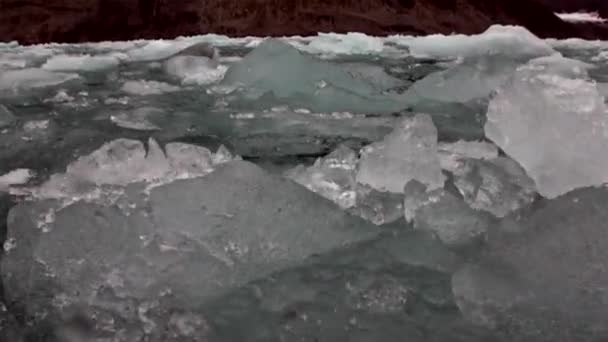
[485, 54, 608, 198]
[437, 140, 499, 173]
[0, 68, 79, 92]
[120, 80, 181, 95]
[556, 12, 607, 23]
[356, 114, 445, 193]
[388, 25, 555, 59]
[0, 169, 33, 191]
[163, 56, 228, 85]
[42, 54, 120, 72]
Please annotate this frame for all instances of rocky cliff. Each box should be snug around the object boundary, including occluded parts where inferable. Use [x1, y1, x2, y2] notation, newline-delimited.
[0, 0, 606, 44]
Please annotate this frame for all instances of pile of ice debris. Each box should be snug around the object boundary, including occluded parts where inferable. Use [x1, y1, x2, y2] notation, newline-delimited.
[2, 24, 608, 341]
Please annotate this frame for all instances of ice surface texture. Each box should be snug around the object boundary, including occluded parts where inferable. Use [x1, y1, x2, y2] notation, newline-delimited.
[485, 55, 608, 198]
[1, 160, 378, 339]
[220, 39, 406, 114]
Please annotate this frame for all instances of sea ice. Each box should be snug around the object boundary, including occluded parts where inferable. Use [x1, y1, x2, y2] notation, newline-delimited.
[0, 168, 33, 191]
[404, 56, 520, 103]
[390, 25, 555, 59]
[437, 140, 499, 173]
[0, 104, 16, 128]
[403, 180, 491, 247]
[302, 32, 385, 56]
[219, 39, 405, 114]
[41, 54, 120, 72]
[452, 187, 608, 340]
[485, 54, 608, 198]
[163, 55, 227, 85]
[356, 114, 445, 193]
[452, 157, 537, 217]
[120, 80, 181, 95]
[1, 161, 378, 339]
[110, 107, 164, 131]
[0, 68, 79, 93]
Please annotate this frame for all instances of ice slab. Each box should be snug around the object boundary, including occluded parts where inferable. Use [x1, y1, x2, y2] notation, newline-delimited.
[1, 161, 379, 338]
[219, 39, 405, 114]
[356, 114, 445, 193]
[120, 80, 181, 95]
[437, 140, 499, 173]
[404, 56, 519, 103]
[41, 54, 120, 72]
[285, 145, 403, 225]
[301, 32, 385, 56]
[110, 107, 164, 131]
[403, 180, 492, 247]
[452, 157, 537, 218]
[163, 55, 227, 85]
[452, 187, 608, 340]
[485, 55, 608, 198]
[389, 25, 555, 59]
[0, 168, 33, 191]
[0, 68, 79, 93]
[0, 104, 16, 128]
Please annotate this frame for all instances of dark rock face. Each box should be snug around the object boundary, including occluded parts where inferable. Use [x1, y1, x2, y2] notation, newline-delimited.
[0, 0, 604, 45]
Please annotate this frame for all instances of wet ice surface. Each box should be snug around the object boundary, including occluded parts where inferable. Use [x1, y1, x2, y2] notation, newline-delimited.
[1, 25, 608, 341]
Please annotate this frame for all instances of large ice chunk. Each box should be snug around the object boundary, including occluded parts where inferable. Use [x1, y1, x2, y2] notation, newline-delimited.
[452, 187, 608, 340]
[403, 180, 492, 247]
[0, 68, 79, 92]
[41, 54, 120, 72]
[0, 104, 16, 128]
[356, 114, 445, 193]
[219, 39, 405, 114]
[120, 80, 180, 95]
[404, 56, 519, 103]
[1, 161, 378, 339]
[163, 55, 227, 85]
[485, 55, 608, 198]
[452, 157, 537, 217]
[437, 140, 499, 173]
[391, 25, 555, 59]
[286, 145, 403, 224]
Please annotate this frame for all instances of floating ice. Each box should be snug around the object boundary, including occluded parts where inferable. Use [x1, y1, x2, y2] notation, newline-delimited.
[389, 25, 555, 59]
[556, 12, 608, 23]
[120, 80, 181, 95]
[163, 56, 227, 85]
[0, 169, 33, 191]
[452, 157, 537, 217]
[41, 54, 120, 72]
[403, 180, 491, 247]
[220, 39, 405, 113]
[0, 104, 16, 128]
[485, 54, 608, 198]
[0, 68, 79, 92]
[286, 145, 404, 225]
[356, 114, 445, 193]
[126, 40, 197, 62]
[437, 140, 499, 173]
[405, 56, 519, 103]
[453, 187, 608, 340]
[1, 161, 378, 338]
[301, 32, 385, 56]
[110, 107, 163, 131]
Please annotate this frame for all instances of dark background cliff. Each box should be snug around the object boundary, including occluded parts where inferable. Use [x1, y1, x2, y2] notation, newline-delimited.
[1, 0, 608, 44]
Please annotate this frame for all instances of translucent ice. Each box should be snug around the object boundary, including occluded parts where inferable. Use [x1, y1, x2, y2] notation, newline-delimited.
[0, 104, 16, 128]
[1, 161, 378, 338]
[219, 39, 405, 114]
[120, 80, 180, 95]
[405, 56, 519, 103]
[403, 180, 491, 247]
[452, 187, 608, 340]
[437, 140, 499, 173]
[286, 145, 358, 209]
[356, 114, 445, 193]
[390, 25, 555, 59]
[163, 56, 227, 85]
[41, 54, 120, 72]
[110, 107, 163, 131]
[485, 55, 608, 198]
[452, 157, 537, 217]
[0, 68, 79, 92]
[302, 32, 385, 56]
